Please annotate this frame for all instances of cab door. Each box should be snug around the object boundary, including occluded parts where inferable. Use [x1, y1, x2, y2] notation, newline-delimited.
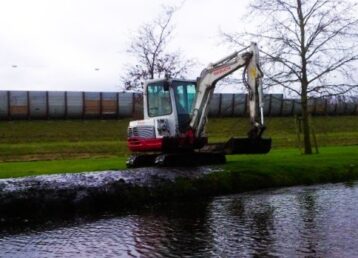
[172, 81, 196, 133]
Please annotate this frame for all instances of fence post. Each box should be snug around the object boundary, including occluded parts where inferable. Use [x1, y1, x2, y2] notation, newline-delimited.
[268, 94, 272, 116]
[7, 91, 11, 120]
[279, 95, 284, 116]
[294, 115, 303, 154]
[27, 91, 31, 120]
[324, 98, 328, 115]
[132, 93, 135, 116]
[334, 102, 337, 116]
[218, 94, 222, 117]
[46, 91, 49, 119]
[343, 101, 347, 115]
[244, 94, 248, 116]
[291, 100, 295, 116]
[64, 91, 68, 119]
[116, 92, 120, 118]
[82, 92, 85, 119]
[309, 115, 319, 154]
[231, 94, 235, 117]
[99, 92, 103, 119]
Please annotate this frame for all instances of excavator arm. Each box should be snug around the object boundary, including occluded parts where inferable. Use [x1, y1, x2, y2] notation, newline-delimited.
[190, 42, 265, 140]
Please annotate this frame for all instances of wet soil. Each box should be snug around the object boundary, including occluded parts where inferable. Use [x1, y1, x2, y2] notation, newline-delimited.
[0, 167, 222, 222]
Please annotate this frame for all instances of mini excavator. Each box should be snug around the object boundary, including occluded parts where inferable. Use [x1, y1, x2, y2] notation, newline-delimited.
[127, 42, 271, 167]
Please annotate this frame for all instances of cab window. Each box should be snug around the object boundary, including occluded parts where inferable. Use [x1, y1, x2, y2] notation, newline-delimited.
[173, 82, 196, 114]
[172, 81, 196, 133]
[147, 83, 172, 117]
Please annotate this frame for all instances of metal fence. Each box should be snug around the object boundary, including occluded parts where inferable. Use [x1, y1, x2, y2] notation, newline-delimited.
[0, 90, 357, 120]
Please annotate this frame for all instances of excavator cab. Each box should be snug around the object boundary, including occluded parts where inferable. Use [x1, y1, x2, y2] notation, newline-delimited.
[128, 79, 201, 153]
[144, 79, 197, 135]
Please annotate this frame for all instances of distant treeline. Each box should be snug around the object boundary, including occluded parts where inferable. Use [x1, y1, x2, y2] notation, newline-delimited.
[0, 90, 357, 120]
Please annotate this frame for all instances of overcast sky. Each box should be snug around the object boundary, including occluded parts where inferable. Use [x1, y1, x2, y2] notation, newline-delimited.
[0, 0, 251, 92]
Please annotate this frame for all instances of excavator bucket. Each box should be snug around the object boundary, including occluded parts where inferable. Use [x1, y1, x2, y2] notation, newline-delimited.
[224, 137, 272, 154]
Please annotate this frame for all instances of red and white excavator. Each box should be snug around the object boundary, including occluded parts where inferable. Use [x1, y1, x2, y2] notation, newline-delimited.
[127, 42, 271, 167]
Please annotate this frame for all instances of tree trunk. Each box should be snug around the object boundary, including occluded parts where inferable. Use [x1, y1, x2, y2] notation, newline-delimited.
[301, 92, 312, 154]
[297, 0, 312, 154]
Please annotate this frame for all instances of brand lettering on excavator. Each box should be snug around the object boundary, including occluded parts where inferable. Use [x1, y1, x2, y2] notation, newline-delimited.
[212, 66, 231, 76]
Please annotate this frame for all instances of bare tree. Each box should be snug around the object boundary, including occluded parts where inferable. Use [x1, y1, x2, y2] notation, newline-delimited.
[222, 0, 358, 154]
[122, 6, 194, 91]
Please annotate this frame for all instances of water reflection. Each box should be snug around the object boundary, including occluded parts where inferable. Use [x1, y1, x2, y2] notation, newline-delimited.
[296, 191, 320, 255]
[130, 202, 213, 257]
[1, 182, 358, 257]
[208, 193, 276, 257]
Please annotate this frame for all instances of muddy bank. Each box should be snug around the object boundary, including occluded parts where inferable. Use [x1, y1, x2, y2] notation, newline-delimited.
[1, 162, 357, 224]
[0, 167, 222, 222]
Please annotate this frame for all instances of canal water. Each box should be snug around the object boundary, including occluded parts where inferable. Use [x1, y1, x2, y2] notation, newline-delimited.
[1, 181, 358, 257]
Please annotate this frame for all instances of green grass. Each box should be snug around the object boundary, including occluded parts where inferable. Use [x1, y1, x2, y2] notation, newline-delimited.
[0, 116, 357, 179]
[0, 119, 130, 161]
[225, 146, 357, 175]
[0, 116, 357, 162]
[0, 146, 356, 180]
[208, 146, 358, 193]
[0, 157, 128, 178]
[0, 141, 128, 162]
[0, 119, 129, 143]
[207, 116, 358, 147]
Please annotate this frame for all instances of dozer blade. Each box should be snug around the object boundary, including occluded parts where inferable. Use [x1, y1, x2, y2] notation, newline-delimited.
[224, 137, 272, 154]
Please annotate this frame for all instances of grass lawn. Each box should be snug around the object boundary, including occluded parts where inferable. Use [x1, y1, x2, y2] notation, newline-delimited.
[0, 116, 357, 179]
[0, 119, 130, 162]
[225, 146, 357, 178]
[0, 157, 128, 179]
[0, 146, 356, 179]
[207, 116, 358, 147]
[0, 116, 357, 162]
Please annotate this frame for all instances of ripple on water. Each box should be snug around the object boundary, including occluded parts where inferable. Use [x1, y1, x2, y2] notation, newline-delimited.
[1, 182, 358, 257]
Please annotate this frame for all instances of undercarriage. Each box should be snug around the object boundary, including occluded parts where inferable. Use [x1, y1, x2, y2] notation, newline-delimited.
[126, 137, 271, 168]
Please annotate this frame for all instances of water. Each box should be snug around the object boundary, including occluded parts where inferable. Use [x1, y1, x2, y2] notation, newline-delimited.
[1, 182, 358, 257]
